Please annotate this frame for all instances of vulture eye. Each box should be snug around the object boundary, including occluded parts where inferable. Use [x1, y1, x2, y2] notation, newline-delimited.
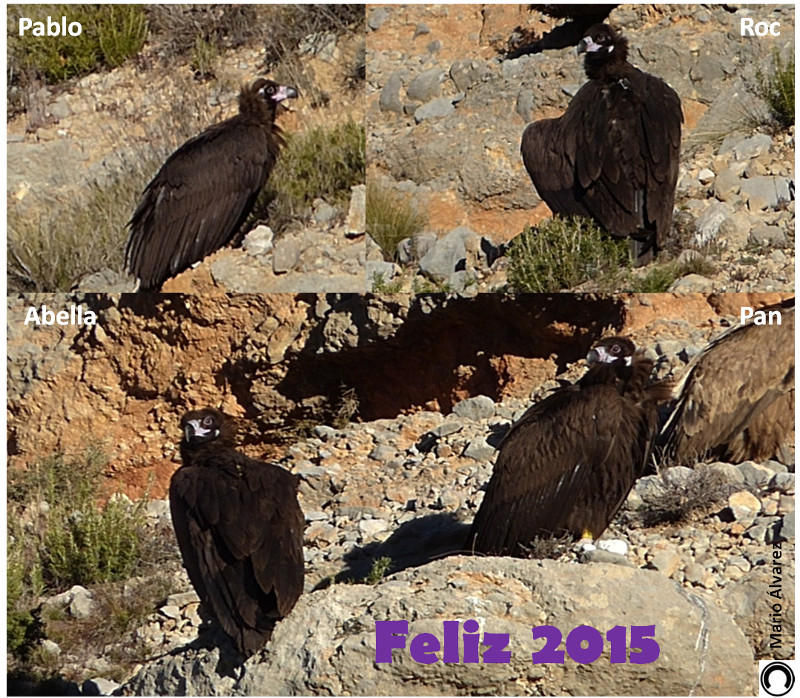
[611, 344, 621, 355]
[202, 415, 215, 427]
[265, 85, 276, 95]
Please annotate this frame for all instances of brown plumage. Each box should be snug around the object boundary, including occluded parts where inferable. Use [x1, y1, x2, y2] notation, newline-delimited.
[125, 79, 297, 291]
[469, 337, 670, 556]
[661, 299, 795, 466]
[169, 408, 304, 655]
[520, 24, 682, 265]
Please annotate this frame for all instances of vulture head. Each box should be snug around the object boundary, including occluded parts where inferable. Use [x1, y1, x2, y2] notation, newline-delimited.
[577, 24, 628, 76]
[240, 78, 299, 122]
[180, 407, 237, 451]
[586, 336, 636, 367]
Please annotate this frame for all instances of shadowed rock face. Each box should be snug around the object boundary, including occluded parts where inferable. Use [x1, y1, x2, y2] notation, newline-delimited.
[124, 557, 755, 696]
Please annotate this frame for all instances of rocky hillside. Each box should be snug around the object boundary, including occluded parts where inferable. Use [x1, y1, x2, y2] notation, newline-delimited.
[366, 4, 795, 292]
[7, 292, 794, 694]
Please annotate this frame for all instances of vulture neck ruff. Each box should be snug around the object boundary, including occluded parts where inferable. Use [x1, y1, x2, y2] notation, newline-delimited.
[582, 32, 629, 81]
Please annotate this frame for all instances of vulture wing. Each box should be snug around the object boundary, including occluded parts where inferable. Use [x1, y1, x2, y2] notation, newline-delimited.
[169, 455, 304, 654]
[126, 120, 277, 291]
[470, 381, 656, 554]
[662, 302, 795, 465]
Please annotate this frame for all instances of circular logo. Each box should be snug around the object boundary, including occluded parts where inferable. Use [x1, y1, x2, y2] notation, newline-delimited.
[760, 662, 795, 697]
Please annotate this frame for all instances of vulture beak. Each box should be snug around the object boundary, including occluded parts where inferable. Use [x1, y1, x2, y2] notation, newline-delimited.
[273, 85, 299, 103]
[185, 419, 214, 441]
[586, 346, 631, 366]
[576, 36, 602, 56]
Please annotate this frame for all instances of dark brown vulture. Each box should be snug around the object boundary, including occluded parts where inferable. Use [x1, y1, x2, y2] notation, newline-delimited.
[170, 408, 305, 655]
[125, 79, 298, 291]
[520, 24, 682, 265]
[661, 299, 795, 466]
[469, 336, 670, 556]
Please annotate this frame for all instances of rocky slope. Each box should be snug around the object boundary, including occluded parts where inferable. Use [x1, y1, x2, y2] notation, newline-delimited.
[7, 292, 794, 694]
[366, 4, 795, 292]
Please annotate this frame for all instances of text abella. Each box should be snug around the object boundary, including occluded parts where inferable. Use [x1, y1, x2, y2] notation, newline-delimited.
[24, 304, 97, 326]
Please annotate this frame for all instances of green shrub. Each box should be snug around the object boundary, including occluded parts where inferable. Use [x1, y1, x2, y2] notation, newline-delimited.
[257, 120, 366, 232]
[8, 4, 148, 84]
[366, 182, 428, 262]
[8, 447, 146, 591]
[756, 50, 794, 129]
[507, 217, 629, 292]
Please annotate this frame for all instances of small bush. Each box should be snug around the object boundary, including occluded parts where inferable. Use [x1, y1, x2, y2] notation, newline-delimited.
[8, 448, 146, 591]
[507, 217, 629, 292]
[8, 4, 147, 84]
[756, 50, 794, 129]
[364, 557, 392, 585]
[629, 264, 679, 293]
[257, 120, 366, 232]
[366, 182, 428, 261]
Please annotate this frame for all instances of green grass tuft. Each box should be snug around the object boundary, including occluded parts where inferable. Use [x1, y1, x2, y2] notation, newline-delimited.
[366, 182, 428, 262]
[507, 217, 630, 292]
[8, 4, 148, 84]
[258, 120, 366, 232]
[364, 557, 392, 585]
[755, 50, 794, 129]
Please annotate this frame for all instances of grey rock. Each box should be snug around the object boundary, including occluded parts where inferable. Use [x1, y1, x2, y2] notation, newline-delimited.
[730, 133, 773, 160]
[69, 586, 97, 619]
[166, 591, 200, 608]
[450, 58, 490, 92]
[82, 677, 120, 696]
[241, 225, 274, 256]
[379, 71, 406, 113]
[750, 223, 786, 245]
[414, 96, 455, 122]
[737, 461, 774, 488]
[272, 237, 302, 274]
[741, 176, 792, 209]
[712, 167, 740, 201]
[452, 395, 496, 421]
[462, 435, 496, 461]
[368, 7, 390, 30]
[433, 420, 462, 437]
[313, 199, 339, 225]
[345, 184, 366, 237]
[769, 472, 795, 493]
[777, 511, 795, 541]
[695, 462, 746, 487]
[367, 261, 399, 287]
[581, 549, 634, 567]
[126, 557, 754, 696]
[41, 639, 61, 656]
[721, 565, 794, 660]
[418, 226, 478, 280]
[413, 22, 430, 39]
[693, 201, 734, 246]
[406, 68, 445, 102]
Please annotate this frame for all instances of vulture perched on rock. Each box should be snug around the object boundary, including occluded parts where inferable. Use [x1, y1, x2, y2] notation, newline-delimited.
[469, 336, 670, 556]
[170, 408, 304, 656]
[521, 24, 682, 265]
[125, 79, 298, 291]
[661, 299, 795, 466]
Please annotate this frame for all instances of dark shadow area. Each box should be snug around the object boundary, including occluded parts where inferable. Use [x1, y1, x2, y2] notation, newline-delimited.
[313, 512, 472, 590]
[278, 293, 625, 421]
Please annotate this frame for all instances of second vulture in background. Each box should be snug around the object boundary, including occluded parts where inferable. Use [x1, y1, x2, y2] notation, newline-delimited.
[170, 407, 305, 656]
[661, 299, 795, 466]
[125, 78, 298, 291]
[469, 336, 670, 556]
[521, 24, 682, 265]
